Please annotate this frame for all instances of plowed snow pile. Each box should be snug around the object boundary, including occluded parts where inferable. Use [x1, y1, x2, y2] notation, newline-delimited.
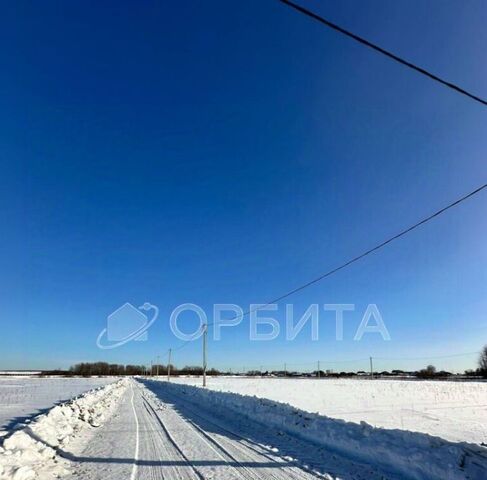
[0, 377, 116, 433]
[0, 379, 127, 480]
[154, 380, 487, 480]
[170, 377, 487, 444]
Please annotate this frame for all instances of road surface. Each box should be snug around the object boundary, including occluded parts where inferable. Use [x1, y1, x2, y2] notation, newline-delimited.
[66, 379, 400, 479]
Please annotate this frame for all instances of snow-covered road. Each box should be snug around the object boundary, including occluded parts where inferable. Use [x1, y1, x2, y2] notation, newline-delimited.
[66, 380, 401, 480]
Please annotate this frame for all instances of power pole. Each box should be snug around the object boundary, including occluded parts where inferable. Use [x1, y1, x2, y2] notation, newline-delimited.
[317, 361, 321, 378]
[370, 356, 374, 379]
[156, 355, 160, 377]
[167, 348, 172, 382]
[202, 324, 207, 387]
[150, 360, 153, 376]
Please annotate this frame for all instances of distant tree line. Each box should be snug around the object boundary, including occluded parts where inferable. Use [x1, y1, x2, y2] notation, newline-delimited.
[39, 345, 487, 379]
[65, 362, 223, 377]
[70, 363, 145, 376]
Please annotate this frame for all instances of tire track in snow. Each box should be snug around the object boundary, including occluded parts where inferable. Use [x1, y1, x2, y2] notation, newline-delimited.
[130, 382, 140, 480]
[140, 393, 204, 480]
[141, 384, 323, 480]
[139, 388, 254, 480]
[157, 388, 319, 480]
[133, 382, 205, 479]
[174, 409, 282, 480]
[168, 392, 307, 473]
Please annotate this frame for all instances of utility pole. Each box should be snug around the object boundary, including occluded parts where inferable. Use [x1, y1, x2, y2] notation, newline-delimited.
[150, 360, 153, 376]
[317, 361, 321, 378]
[156, 355, 160, 377]
[370, 356, 374, 379]
[167, 348, 172, 382]
[202, 324, 207, 387]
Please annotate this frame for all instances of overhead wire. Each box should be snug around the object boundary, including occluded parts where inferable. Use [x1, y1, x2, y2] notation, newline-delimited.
[278, 0, 487, 107]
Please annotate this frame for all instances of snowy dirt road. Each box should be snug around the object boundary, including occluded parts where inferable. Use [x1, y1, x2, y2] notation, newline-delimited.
[66, 379, 399, 480]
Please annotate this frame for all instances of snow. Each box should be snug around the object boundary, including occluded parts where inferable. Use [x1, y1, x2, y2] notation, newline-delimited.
[168, 377, 487, 445]
[73, 379, 400, 480]
[1, 377, 485, 479]
[0, 377, 116, 435]
[155, 379, 487, 480]
[0, 379, 127, 480]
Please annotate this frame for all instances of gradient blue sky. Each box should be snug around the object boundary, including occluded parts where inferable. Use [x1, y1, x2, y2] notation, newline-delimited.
[1, 0, 486, 372]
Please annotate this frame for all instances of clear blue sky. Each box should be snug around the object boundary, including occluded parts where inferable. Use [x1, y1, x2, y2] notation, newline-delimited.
[1, 0, 486, 372]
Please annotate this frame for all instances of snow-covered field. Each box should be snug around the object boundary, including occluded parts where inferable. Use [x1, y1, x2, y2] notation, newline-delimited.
[169, 377, 487, 445]
[0, 377, 115, 435]
[1, 377, 486, 480]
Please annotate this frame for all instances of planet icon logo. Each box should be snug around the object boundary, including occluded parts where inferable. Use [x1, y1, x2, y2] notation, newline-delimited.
[96, 302, 159, 349]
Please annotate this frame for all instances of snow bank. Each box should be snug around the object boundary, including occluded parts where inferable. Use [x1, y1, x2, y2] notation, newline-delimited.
[0, 377, 116, 433]
[0, 379, 128, 480]
[169, 377, 487, 444]
[150, 380, 487, 480]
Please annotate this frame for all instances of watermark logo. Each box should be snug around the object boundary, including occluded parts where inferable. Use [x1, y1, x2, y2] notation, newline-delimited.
[96, 302, 390, 348]
[96, 302, 159, 349]
[169, 303, 390, 342]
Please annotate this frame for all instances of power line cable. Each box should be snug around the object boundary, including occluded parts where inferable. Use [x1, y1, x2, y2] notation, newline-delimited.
[165, 183, 486, 356]
[206, 183, 486, 327]
[159, 3, 487, 371]
[374, 351, 480, 361]
[278, 0, 487, 107]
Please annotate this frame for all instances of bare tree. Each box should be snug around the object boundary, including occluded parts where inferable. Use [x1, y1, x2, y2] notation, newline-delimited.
[479, 345, 487, 378]
[417, 364, 436, 379]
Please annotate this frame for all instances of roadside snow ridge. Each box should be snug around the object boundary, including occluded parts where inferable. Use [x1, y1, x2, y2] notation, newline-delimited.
[0, 378, 127, 480]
